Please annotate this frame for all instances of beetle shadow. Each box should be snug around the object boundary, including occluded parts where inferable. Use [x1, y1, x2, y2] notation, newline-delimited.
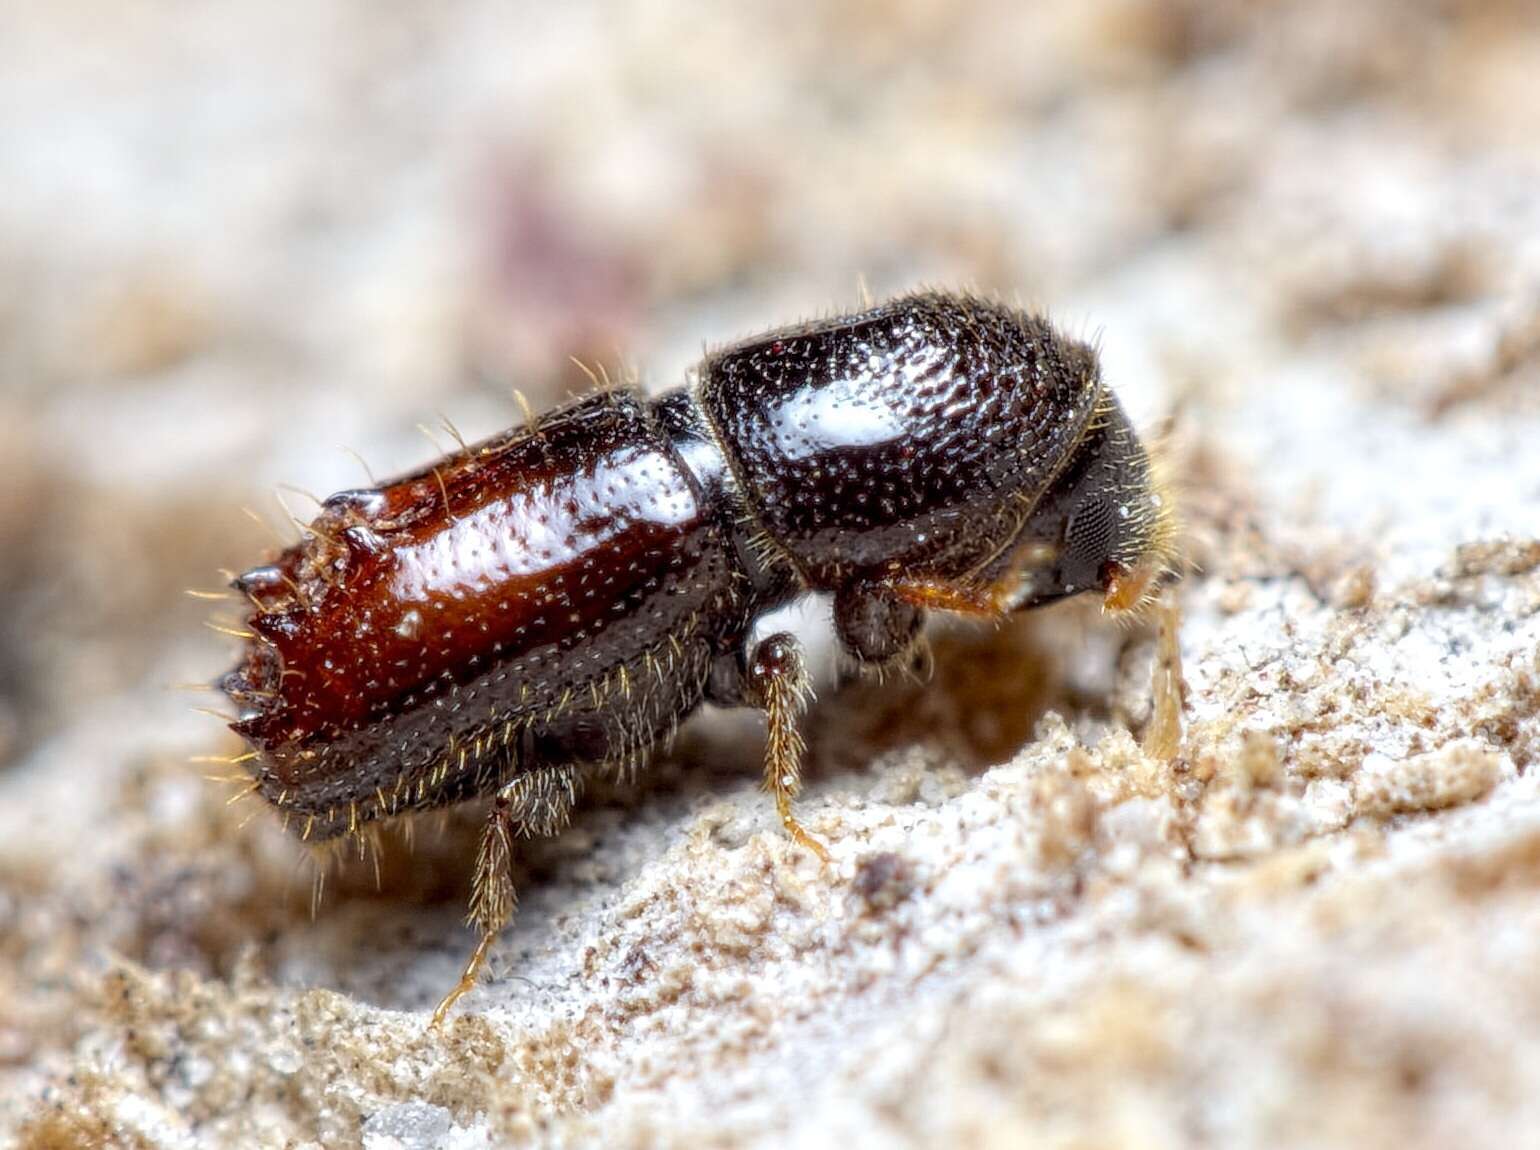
[242, 746, 755, 1012]
[804, 601, 1127, 778]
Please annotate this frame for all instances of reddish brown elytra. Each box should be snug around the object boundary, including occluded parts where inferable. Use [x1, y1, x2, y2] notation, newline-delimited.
[217, 291, 1178, 1023]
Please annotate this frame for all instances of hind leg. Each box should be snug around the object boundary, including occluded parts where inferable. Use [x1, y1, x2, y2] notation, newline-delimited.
[431, 763, 583, 1027]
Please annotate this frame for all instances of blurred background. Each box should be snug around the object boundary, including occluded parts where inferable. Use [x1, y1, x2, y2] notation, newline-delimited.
[3, 2, 1540, 1145]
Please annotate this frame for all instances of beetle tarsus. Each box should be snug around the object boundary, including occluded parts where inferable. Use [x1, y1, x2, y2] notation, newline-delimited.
[431, 930, 497, 1029]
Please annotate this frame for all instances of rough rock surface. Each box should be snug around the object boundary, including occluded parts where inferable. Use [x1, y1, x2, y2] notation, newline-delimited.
[3, 2, 1539, 1147]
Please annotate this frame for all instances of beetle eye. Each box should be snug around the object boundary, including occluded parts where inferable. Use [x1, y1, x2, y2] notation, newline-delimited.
[1065, 493, 1116, 567]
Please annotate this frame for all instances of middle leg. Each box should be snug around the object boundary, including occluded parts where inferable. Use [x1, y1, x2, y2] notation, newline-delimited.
[710, 632, 831, 864]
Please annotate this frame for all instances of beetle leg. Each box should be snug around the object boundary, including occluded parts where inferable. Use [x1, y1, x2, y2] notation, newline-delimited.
[503, 761, 584, 839]
[882, 577, 1011, 618]
[432, 764, 584, 1027]
[432, 792, 515, 1027]
[744, 632, 830, 864]
[1140, 591, 1186, 761]
[882, 538, 1064, 619]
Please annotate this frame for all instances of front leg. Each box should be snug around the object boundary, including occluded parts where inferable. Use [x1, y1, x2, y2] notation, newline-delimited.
[709, 633, 830, 864]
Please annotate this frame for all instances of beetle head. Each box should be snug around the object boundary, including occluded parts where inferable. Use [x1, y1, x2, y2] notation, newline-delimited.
[1006, 393, 1177, 615]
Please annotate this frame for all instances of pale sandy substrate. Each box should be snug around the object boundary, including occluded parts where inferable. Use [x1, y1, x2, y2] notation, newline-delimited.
[2, 3, 1539, 1147]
